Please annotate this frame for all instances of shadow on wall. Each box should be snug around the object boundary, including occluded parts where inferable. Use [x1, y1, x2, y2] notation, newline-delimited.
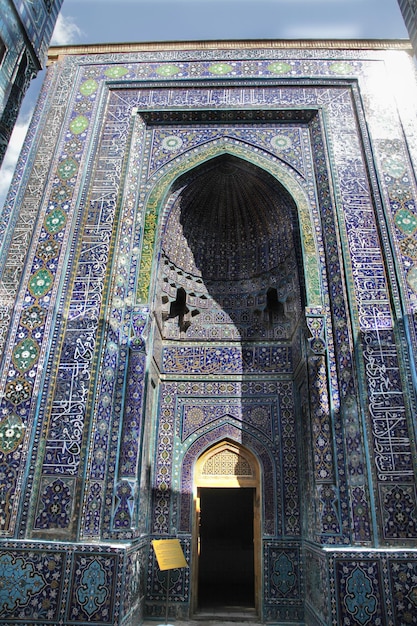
[157, 154, 306, 344]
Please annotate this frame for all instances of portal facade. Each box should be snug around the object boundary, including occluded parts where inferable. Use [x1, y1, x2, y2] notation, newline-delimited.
[1, 40, 417, 625]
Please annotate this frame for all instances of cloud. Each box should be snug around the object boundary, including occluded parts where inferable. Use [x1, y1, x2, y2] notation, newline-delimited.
[0, 112, 32, 208]
[51, 13, 82, 45]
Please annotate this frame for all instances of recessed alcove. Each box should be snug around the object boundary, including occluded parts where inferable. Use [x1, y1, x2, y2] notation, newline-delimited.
[151, 149, 308, 617]
[157, 153, 305, 341]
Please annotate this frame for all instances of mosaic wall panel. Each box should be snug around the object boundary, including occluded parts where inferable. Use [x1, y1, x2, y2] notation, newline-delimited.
[327, 550, 417, 626]
[304, 545, 329, 625]
[68, 553, 120, 623]
[110, 309, 149, 534]
[335, 558, 384, 625]
[264, 541, 304, 622]
[0, 547, 66, 622]
[388, 558, 417, 625]
[122, 543, 148, 626]
[0, 541, 129, 625]
[308, 115, 372, 544]
[162, 344, 293, 374]
[145, 537, 191, 621]
[151, 380, 300, 540]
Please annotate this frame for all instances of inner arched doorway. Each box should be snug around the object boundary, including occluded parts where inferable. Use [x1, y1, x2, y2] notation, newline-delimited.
[193, 441, 261, 616]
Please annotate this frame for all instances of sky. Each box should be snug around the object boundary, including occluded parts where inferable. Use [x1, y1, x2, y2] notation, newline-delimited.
[0, 0, 409, 206]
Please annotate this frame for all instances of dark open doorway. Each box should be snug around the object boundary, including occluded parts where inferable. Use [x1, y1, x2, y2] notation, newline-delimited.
[198, 487, 255, 610]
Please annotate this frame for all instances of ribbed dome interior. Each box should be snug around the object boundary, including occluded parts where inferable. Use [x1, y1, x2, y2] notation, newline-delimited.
[163, 154, 297, 281]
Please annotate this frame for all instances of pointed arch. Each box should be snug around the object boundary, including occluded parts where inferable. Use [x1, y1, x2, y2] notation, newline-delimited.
[178, 423, 277, 536]
[195, 439, 259, 488]
[136, 137, 322, 308]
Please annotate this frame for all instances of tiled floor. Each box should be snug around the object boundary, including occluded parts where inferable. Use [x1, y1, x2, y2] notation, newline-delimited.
[143, 621, 263, 626]
[143, 607, 262, 625]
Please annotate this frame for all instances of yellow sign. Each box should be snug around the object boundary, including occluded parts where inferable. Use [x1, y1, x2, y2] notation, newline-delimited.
[152, 539, 188, 571]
